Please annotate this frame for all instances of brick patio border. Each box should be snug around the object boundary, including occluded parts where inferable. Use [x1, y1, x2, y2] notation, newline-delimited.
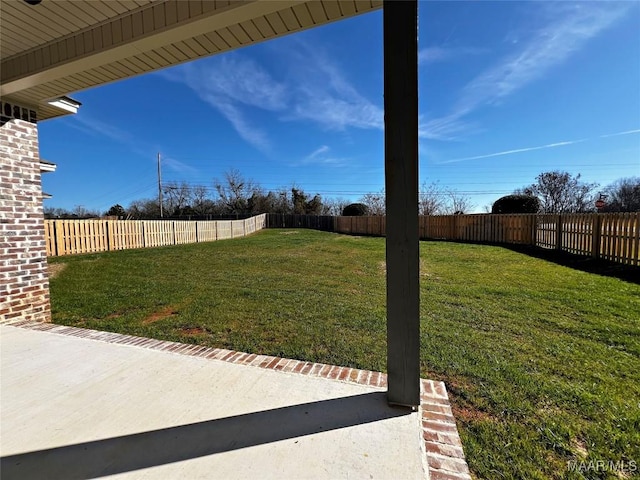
[1, 319, 471, 480]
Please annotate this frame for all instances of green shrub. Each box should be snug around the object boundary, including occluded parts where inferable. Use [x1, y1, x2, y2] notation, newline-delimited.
[342, 203, 369, 216]
[492, 195, 540, 214]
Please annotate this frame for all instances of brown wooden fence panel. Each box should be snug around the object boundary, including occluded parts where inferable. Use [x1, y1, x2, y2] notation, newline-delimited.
[50, 219, 106, 255]
[273, 213, 638, 265]
[231, 220, 244, 238]
[44, 213, 637, 264]
[109, 220, 144, 251]
[598, 212, 639, 265]
[532, 212, 639, 266]
[44, 220, 55, 256]
[336, 216, 351, 234]
[331, 216, 385, 236]
[217, 221, 232, 240]
[174, 221, 196, 245]
[267, 214, 337, 232]
[560, 214, 591, 257]
[143, 220, 173, 248]
[196, 221, 217, 242]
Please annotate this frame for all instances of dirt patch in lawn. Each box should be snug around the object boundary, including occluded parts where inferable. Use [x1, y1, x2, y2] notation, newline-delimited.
[452, 403, 496, 423]
[48, 263, 67, 279]
[179, 327, 206, 336]
[142, 306, 179, 324]
[570, 438, 589, 459]
[446, 377, 498, 423]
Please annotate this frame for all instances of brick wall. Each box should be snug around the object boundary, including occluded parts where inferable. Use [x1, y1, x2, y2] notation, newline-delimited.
[0, 105, 51, 323]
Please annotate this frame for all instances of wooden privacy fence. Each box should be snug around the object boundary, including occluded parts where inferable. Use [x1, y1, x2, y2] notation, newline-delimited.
[44, 214, 267, 256]
[535, 212, 639, 265]
[268, 214, 536, 244]
[267, 213, 640, 266]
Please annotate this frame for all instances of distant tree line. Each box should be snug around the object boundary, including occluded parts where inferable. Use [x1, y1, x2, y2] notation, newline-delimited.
[45, 168, 476, 219]
[491, 172, 639, 214]
[44, 169, 638, 220]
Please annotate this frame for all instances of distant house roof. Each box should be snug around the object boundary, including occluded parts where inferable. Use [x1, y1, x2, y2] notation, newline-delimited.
[40, 159, 56, 173]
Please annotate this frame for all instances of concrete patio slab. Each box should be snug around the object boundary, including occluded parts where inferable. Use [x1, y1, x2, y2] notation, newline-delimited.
[0, 322, 470, 479]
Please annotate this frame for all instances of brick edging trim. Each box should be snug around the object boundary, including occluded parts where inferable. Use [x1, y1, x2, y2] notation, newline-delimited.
[421, 380, 472, 479]
[1, 319, 471, 479]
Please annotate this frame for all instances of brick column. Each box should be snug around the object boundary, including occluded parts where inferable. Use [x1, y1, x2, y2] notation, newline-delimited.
[0, 101, 51, 323]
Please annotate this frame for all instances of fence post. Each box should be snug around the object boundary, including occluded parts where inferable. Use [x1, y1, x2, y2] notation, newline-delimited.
[141, 221, 146, 248]
[454, 215, 459, 241]
[54, 220, 63, 256]
[173, 221, 177, 245]
[556, 214, 563, 251]
[49, 221, 56, 256]
[592, 214, 601, 259]
[529, 215, 535, 246]
[105, 221, 111, 252]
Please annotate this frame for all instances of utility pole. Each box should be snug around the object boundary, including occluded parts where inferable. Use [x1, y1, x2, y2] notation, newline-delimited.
[157, 152, 163, 218]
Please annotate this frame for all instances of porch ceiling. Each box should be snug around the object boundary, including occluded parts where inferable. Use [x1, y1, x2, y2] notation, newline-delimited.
[0, 0, 381, 120]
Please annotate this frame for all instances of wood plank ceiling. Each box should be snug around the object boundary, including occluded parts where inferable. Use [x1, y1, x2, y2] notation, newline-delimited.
[0, 0, 381, 120]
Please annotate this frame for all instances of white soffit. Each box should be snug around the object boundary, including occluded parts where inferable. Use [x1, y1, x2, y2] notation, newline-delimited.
[1, 0, 381, 120]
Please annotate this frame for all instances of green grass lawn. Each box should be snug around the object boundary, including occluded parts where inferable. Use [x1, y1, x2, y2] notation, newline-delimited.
[49, 229, 640, 479]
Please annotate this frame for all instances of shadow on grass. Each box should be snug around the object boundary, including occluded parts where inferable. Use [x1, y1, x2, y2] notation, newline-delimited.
[0, 392, 410, 480]
[501, 244, 640, 284]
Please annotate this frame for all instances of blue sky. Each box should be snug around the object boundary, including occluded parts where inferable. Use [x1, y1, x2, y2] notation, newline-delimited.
[40, 1, 640, 213]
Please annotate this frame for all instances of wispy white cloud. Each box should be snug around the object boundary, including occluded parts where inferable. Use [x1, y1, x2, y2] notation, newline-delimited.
[162, 44, 383, 151]
[440, 128, 639, 164]
[418, 46, 485, 65]
[422, 3, 631, 140]
[67, 114, 197, 174]
[292, 88, 382, 130]
[306, 145, 330, 161]
[207, 96, 271, 151]
[195, 56, 287, 111]
[162, 156, 199, 174]
[286, 42, 384, 130]
[70, 115, 133, 143]
[440, 138, 587, 164]
[296, 145, 347, 167]
[419, 115, 482, 141]
[599, 129, 640, 138]
[165, 56, 286, 152]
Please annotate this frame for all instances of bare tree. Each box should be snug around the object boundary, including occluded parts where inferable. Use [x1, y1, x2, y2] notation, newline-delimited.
[444, 190, 474, 214]
[127, 198, 161, 218]
[44, 206, 71, 218]
[214, 168, 259, 214]
[274, 188, 293, 214]
[163, 181, 193, 216]
[601, 177, 640, 212]
[322, 197, 350, 216]
[72, 205, 100, 218]
[419, 182, 445, 215]
[360, 189, 386, 215]
[519, 171, 598, 213]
